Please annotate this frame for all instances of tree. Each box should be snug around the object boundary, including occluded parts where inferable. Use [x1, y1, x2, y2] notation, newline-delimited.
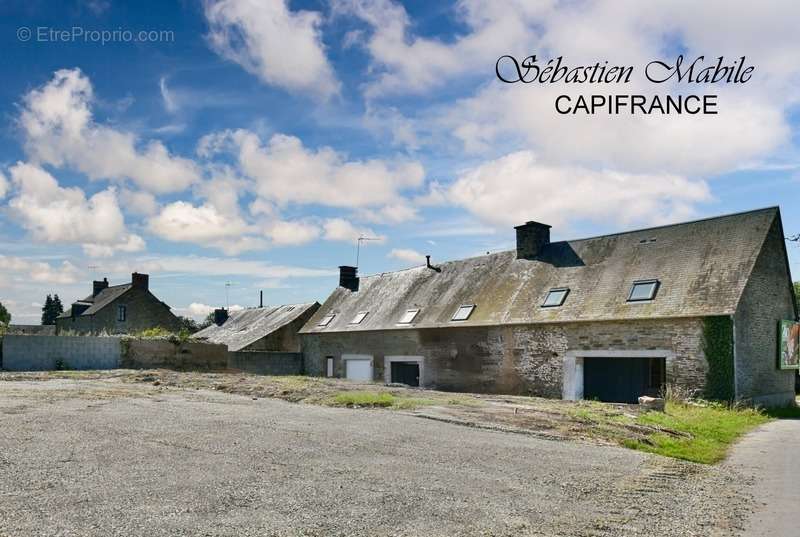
[0, 301, 10, 326]
[177, 316, 200, 334]
[199, 311, 215, 330]
[41, 294, 64, 325]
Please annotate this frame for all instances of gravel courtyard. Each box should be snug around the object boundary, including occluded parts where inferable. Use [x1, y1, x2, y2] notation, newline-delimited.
[0, 379, 755, 537]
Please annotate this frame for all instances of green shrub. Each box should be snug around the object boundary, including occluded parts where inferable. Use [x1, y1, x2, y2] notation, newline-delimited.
[703, 316, 735, 401]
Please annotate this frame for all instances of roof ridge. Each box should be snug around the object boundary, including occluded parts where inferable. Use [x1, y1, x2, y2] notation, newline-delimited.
[358, 206, 779, 280]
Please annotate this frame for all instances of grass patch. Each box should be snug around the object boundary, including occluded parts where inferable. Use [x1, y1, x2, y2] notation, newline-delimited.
[624, 401, 771, 464]
[330, 391, 437, 410]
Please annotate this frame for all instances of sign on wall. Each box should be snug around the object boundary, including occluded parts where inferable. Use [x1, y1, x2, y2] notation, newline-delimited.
[777, 320, 800, 370]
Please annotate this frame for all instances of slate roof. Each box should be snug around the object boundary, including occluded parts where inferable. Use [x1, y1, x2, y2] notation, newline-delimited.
[57, 284, 133, 318]
[192, 303, 319, 351]
[301, 207, 784, 334]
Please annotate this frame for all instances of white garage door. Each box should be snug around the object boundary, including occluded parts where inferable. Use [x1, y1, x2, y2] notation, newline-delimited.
[344, 356, 373, 381]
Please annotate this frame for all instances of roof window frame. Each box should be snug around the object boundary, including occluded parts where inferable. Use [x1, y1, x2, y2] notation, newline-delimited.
[627, 279, 660, 302]
[451, 304, 476, 322]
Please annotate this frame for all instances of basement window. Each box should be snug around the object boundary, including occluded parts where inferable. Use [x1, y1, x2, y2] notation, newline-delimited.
[628, 280, 660, 302]
[542, 288, 569, 308]
[350, 311, 369, 324]
[397, 309, 419, 324]
[318, 313, 335, 326]
[451, 304, 475, 321]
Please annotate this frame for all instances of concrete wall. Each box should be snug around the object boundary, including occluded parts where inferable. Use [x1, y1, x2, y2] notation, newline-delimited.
[56, 287, 181, 335]
[302, 317, 707, 397]
[1, 335, 121, 371]
[122, 339, 228, 370]
[734, 217, 797, 406]
[228, 351, 303, 375]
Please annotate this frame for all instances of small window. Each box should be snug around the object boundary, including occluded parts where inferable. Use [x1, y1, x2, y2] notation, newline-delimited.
[350, 311, 369, 324]
[542, 288, 569, 308]
[628, 280, 659, 302]
[326, 357, 334, 377]
[318, 313, 335, 326]
[398, 309, 420, 324]
[451, 304, 475, 321]
[117, 305, 127, 322]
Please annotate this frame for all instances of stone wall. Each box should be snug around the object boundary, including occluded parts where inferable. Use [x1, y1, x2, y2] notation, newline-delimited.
[1, 335, 121, 370]
[122, 339, 228, 370]
[734, 217, 797, 406]
[302, 317, 707, 397]
[240, 308, 318, 352]
[228, 351, 302, 375]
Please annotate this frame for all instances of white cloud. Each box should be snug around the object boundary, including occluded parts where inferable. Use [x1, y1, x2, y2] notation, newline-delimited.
[147, 201, 264, 255]
[127, 255, 335, 279]
[388, 248, 423, 264]
[204, 0, 340, 99]
[264, 220, 321, 246]
[159, 76, 178, 113]
[120, 189, 158, 217]
[447, 151, 711, 228]
[205, 129, 425, 209]
[0, 256, 82, 285]
[323, 218, 385, 243]
[176, 302, 245, 321]
[0, 171, 7, 199]
[20, 68, 199, 194]
[7, 162, 145, 254]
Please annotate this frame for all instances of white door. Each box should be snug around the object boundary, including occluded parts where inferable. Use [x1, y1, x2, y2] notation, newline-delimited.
[344, 355, 373, 381]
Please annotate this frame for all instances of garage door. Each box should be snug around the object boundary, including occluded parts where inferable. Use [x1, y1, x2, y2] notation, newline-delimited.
[344, 357, 372, 381]
[583, 357, 664, 404]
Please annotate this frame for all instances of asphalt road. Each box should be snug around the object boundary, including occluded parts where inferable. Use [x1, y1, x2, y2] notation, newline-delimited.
[0, 380, 752, 536]
[725, 419, 800, 537]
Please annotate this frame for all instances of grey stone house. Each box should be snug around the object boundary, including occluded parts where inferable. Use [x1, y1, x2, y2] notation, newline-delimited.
[192, 302, 320, 352]
[301, 207, 797, 406]
[56, 273, 181, 335]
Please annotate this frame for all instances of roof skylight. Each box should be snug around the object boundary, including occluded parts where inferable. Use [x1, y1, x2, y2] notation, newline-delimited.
[398, 309, 419, 324]
[350, 311, 369, 324]
[451, 304, 475, 321]
[318, 313, 335, 326]
[542, 288, 569, 308]
[628, 280, 659, 302]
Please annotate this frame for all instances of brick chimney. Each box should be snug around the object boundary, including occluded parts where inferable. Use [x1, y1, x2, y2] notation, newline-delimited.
[515, 221, 551, 259]
[131, 272, 149, 290]
[339, 266, 359, 292]
[93, 277, 109, 297]
[213, 308, 228, 326]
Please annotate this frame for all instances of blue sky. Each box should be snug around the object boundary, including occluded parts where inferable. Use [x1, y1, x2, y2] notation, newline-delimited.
[0, 0, 798, 322]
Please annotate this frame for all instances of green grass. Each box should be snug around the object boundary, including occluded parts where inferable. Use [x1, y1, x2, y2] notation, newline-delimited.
[624, 401, 771, 464]
[330, 391, 437, 409]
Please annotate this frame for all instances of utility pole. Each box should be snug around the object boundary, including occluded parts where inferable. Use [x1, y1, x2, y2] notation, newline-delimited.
[356, 236, 381, 268]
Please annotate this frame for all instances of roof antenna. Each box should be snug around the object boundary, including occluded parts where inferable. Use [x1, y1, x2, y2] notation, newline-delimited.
[356, 236, 380, 269]
[224, 281, 237, 309]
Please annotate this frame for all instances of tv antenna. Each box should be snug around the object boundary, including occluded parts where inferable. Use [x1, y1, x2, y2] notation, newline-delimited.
[356, 236, 381, 268]
[224, 281, 237, 309]
[88, 265, 99, 278]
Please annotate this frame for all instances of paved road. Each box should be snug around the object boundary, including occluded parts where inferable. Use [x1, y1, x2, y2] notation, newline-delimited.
[725, 419, 800, 537]
[0, 380, 750, 536]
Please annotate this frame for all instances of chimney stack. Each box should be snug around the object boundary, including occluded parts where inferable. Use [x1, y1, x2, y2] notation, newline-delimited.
[259, 290, 263, 308]
[93, 277, 109, 297]
[339, 266, 359, 292]
[515, 221, 551, 259]
[213, 308, 228, 326]
[131, 272, 149, 290]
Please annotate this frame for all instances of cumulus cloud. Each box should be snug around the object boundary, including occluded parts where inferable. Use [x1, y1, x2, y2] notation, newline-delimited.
[447, 151, 711, 228]
[177, 302, 245, 321]
[147, 201, 265, 255]
[0, 171, 7, 199]
[204, 0, 339, 99]
[202, 129, 425, 210]
[20, 68, 199, 194]
[323, 218, 385, 243]
[388, 248, 423, 264]
[6, 162, 145, 255]
[120, 189, 158, 216]
[0, 256, 82, 285]
[264, 220, 321, 246]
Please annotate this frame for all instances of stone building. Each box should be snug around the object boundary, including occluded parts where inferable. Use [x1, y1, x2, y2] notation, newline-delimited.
[192, 302, 319, 352]
[56, 273, 181, 335]
[301, 207, 798, 406]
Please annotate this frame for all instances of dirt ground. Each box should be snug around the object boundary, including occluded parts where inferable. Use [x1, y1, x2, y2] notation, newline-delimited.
[0, 377, 754, 537]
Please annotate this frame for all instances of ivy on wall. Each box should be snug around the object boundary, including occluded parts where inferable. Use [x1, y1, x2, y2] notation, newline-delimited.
[702, 316, 735, 401]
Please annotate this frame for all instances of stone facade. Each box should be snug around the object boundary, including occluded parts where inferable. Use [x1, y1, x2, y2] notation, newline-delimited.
[56, 286, 181, 335]
[733, 217, 797, 406]
[240, 311, 315, 352]
[302, 317, 708, 398]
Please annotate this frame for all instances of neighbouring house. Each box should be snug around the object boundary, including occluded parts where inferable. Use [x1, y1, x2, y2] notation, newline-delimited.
[301, 207, 798, 407]
[192, 302, 320, 352]
[56, 273, 181, 335]
[5, 325, 56, 336]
